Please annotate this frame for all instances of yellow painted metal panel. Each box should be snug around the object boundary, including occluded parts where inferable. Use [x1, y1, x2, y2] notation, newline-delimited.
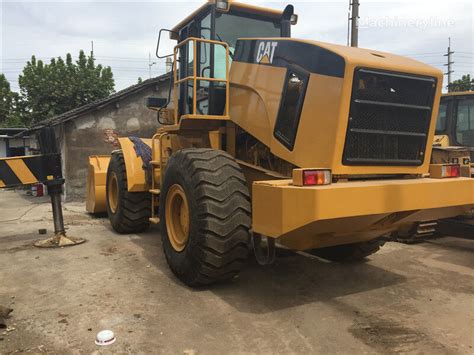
[229, 62, 287, 146]
[229, 37, 444, 176]
[86, 155, 111, 214]
[252, 177, 474, 238]
[209, 131, 221, 150]
[6, 159, 38, 184]
[118, 137, 152, 192]
[0, 180, 5, 188]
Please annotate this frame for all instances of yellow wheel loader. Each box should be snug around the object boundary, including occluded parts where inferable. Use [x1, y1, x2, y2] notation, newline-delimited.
[433, 91, 474, 169]
[430, 91, 474, 238]
[86, 0, 474, 286]
[395, 91, 474, 242]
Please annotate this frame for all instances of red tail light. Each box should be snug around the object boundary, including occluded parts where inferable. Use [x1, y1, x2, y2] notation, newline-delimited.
[444, 164, 460, 177]
[292, 169, 332, 186]
[303, 170, 329, 185]
[430, 164, 461, 178]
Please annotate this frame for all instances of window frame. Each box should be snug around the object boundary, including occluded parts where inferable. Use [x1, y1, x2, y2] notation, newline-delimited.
[176, 4, 289, 117]
[273, 65, 310, 151]
[435, 97, 451, 134]
[453, 97, 474, 146]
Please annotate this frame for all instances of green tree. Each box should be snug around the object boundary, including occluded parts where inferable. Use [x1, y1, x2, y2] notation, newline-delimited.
[448, 74, 474, 92]
[18, 50, 114, 125]
[0, 74, 23, 127]
[0, 74, 13, 125]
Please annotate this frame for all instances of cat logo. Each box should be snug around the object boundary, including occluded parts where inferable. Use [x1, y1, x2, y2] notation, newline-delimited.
[256, 41, 278, 64]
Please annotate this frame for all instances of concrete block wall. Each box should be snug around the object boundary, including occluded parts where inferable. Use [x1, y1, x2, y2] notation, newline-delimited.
[63, 81, 169, 201]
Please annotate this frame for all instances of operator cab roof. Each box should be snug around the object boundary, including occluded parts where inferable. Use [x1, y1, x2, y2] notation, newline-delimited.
[170, 0, 292, 40]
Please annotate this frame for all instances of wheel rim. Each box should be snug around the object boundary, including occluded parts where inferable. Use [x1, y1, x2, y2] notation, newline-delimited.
[108, 172, 119, 214]
[165, 184, 190, 252]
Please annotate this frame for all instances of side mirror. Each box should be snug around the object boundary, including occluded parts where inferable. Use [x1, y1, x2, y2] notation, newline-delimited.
[156, 28, 178, 59]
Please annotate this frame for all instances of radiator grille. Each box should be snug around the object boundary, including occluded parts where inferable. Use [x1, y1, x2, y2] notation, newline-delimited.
[343, 68, 437, 166]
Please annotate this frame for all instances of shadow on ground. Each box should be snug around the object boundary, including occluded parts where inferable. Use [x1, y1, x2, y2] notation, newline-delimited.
[130, 227, 406, 314]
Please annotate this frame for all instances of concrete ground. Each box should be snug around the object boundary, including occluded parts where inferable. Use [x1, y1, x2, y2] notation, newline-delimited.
[0, 189, 473, 354]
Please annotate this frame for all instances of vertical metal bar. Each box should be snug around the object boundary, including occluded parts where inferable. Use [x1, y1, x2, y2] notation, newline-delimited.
[193, 39, 197, 115]
[50, 190, 65, 235]
[225, 44, 229, 117]
[151, 134, 157, 218]
[159, 133, 166, 188]
[173, 48, 178, 124]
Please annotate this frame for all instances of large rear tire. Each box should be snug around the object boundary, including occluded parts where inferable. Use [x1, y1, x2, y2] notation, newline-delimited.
[160, 148, 251, 287]
[106, 152, 151, 234]
[308, 239, 384, 262]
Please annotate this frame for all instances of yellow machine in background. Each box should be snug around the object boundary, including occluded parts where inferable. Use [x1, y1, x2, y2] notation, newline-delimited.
[433, 91, 474, 174]
[87, 0, 474, 286]
[427, 91, 474, 238]
[392, 92, 474, 242]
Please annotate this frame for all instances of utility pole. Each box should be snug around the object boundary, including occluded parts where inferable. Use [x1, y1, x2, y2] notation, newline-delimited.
[91, 41, 94, 58]
[347, 0, 351, 46]
[148, 52, 157, 79]
[444, 37, 454, 91]
[350, 0, 360, 47]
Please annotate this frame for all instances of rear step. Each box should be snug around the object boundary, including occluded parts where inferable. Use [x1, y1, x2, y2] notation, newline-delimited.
[395, 221, 438, 244]
[414, 221, 438, 236]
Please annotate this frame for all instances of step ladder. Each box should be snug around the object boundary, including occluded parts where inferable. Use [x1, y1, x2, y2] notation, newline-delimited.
[149, 133, 168, 224]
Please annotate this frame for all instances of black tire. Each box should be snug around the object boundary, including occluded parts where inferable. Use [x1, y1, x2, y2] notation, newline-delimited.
[308, 239, 384, 262]
[106, 152, 151, 234]
[160, 148, 251, 287]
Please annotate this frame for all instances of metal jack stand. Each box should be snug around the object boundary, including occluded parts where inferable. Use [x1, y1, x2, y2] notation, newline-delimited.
[34, 179, 86, 248]
[1, 127, 85, 247]
[33, 128, 85, 248]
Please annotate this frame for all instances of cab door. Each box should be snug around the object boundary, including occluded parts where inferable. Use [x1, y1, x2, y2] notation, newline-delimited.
[176, 9, 227, 118]
[453, 95, 474, 147]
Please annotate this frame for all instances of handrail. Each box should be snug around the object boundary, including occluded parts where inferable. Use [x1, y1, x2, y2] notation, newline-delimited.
[173, 37, 230, 124]
[175, 76, 227, 85]
[175, 36, 230, 50]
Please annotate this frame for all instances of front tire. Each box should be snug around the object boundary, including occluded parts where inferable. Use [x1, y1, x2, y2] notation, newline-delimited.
[160, 148, 251, 287]
[106, 152, 151, 234]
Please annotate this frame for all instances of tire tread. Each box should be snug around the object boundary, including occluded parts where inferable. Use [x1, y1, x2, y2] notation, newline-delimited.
[160, 148, 251, 286]
[106, 152, 151, 234]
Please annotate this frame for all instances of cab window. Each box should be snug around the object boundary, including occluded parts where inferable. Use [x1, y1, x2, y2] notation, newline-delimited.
[214, 11, 282, 79]
[435, 100, 448, 133]
[456, 99, 474, 146]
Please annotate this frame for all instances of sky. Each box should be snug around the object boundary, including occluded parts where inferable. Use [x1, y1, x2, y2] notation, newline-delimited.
[1, 0, 472, 92]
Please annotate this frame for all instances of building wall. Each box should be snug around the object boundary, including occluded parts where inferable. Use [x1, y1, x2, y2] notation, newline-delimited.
[63, 82, 168, 201]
